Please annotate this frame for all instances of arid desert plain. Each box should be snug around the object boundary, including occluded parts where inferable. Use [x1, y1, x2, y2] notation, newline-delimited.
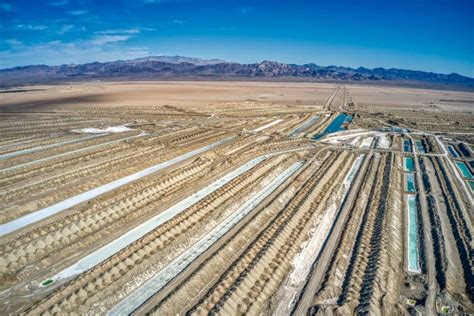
[0, 81, 473, 315]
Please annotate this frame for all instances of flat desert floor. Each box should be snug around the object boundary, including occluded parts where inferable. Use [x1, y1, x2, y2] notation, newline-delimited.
[0, 81, 472, 315]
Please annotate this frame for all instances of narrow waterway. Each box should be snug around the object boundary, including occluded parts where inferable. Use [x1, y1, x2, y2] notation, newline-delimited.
[313, 113, 352, 140]
[406, 195, 421, 273]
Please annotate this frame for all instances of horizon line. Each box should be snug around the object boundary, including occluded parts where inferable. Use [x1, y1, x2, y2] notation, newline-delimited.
[1, 54, 472, 78]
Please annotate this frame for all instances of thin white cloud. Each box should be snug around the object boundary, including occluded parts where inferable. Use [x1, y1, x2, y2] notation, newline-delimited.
[68, 9, 87, 15]
[94, 27, 156, 35]
[216, 26, 237, 31]
[240, 7, 254, 14]
[95, 29, 140, 35]
[139, 27, 156, 31]
[1, 20, 155, 69]
[5, 39, 23, 46]
[89, 34, 133, 46]
[173, 19, 184, 24]
[0, 40, 150, 68]
[58, 24, 74, 35]
[0, 2, 12, 12]
[49, 0, 69, 6]
[17, 24, 48, 31]
[143, 0, 187, 4]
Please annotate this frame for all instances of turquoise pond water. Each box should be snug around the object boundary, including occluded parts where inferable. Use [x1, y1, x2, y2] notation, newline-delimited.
[448, 145, 460, 158]
[415, 140, 425, 153]
[404, 157, 415, 172]
[455, 161, 473, 179]
[407, 195, 421, 272]
[313, 113, 352, 140]
[406, 173, 416, 192]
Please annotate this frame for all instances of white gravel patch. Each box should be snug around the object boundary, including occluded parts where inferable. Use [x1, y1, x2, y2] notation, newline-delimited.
[72, 125, 133, 134]
[253, 119, 283, 132]
[376, 133, 390, 149]
[273, 155, 364, 314]
[360, 137, 374, 149]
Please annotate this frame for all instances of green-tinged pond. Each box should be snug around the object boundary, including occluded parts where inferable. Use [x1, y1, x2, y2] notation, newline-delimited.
[407, 195, 421, 273]
[404, 156, 415, 172]
[455, 161, 473, 179]
[406, 173, 416, 192]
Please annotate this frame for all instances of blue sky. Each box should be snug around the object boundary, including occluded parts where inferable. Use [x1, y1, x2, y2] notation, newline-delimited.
[0, 0, 473, 76]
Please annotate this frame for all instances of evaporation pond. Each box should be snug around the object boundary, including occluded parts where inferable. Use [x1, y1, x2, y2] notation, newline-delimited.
[403, 139, 411, 152]
[406, 173, 416, 192]
[407, 195, 421, 273]
[313, 113, 352, 140]
[447, 145, 459, 158]
[468, 181, 474, 192]
[415, 140, 425, 153]
[41, 278, 54, 287]
[455, 161, 473, 179]
[404, 156, 415, 172]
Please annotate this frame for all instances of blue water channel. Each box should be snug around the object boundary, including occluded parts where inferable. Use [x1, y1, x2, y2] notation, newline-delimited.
[406, 173, 416, 192]
[455, 161, 473, 179]
[448, 145, 460, 158]
[407, 195, 421, 273]
[403, 139, 412, 153]
[313, 113, 352, 140]
[404, 156, 415, 172]
[415, 140, 425, 153]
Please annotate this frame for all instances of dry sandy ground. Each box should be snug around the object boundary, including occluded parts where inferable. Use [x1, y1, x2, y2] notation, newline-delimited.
[349, 85, 474, 111]
[0, 81, 335, 110]
[2, 81, 472, 112]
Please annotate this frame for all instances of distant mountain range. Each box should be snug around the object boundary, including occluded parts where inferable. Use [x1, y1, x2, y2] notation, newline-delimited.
[1, 55, 473, 89]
